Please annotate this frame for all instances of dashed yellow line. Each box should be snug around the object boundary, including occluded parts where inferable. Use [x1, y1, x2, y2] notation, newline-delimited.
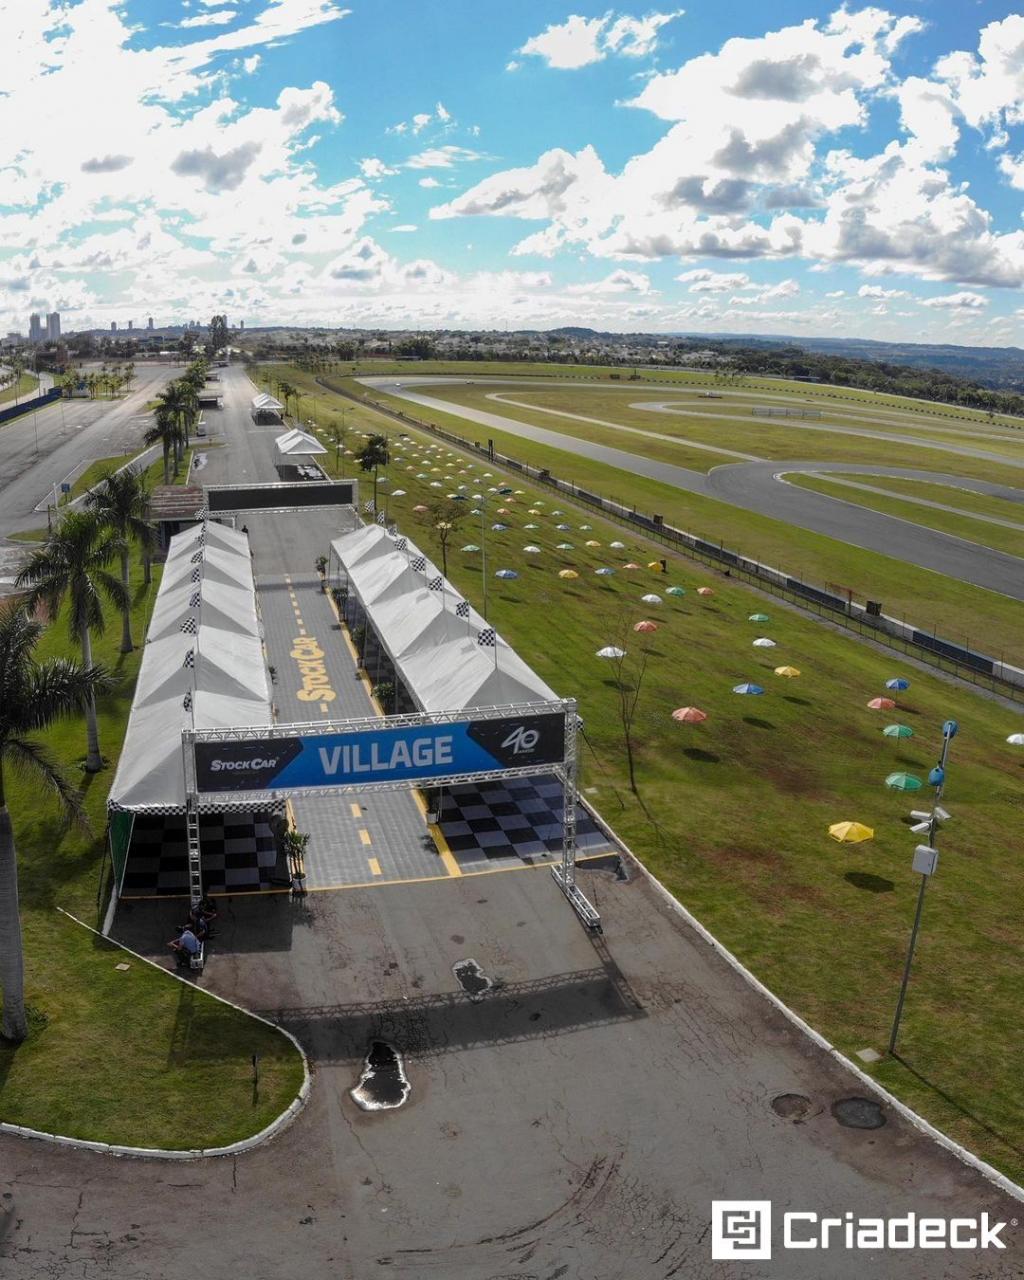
[349, 802, 362, 818]
[319, 701, 329, 713]
[367, 857, 382, 877]
[358, 827, 372, 846]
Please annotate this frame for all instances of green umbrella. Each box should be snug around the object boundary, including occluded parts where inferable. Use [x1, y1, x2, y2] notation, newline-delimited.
[882, 724, 914, 739]
[885, 772, 923, 791]
[749, 612, 770, 623]
[666, 586, 686, 597]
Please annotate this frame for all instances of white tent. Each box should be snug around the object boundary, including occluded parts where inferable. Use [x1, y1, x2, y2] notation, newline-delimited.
[330, 524, 559, 714]
[251, 392, 283, 412]
[275, 428, 327, 457]
[108, 521, 272, 814]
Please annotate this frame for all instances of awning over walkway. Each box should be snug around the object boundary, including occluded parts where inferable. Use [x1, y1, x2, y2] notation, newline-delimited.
[108, 521, 272, 814]
[330, 524, 559, 713]
[275, 428, 327, 457]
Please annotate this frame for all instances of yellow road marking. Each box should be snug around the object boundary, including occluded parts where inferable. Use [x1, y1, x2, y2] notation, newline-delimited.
[410, 788, 462, 877]
[320, 701, 329, 713]
[350, 802, 362, 817]
[367, 857, 382, 877]
[358, 828, 372, 846]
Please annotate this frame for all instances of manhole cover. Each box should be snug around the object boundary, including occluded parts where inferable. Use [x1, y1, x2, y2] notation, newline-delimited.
[831, 1096, 886, 1129]
[349, 1041, 410, 1111]
[453, 958, 492, 1001]
[771, 1093, 812, 1121]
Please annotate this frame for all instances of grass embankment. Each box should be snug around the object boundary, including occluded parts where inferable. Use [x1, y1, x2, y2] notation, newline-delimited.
[59, 455, 127, 504]
[788, 474, 1024, 559]
[0, 562, 305, 1148]
[796, 473, 1024, 521]
[0, 374, 39, 407]
[331, 427, 1024, 1183]
[330, 375, 1024, 669]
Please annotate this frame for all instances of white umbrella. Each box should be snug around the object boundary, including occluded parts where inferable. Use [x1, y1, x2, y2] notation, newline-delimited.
[523, 545, 542, 554]
[641, 593, 662, 605]
[1007, 733, 1024, 746]
[752, 637, 777, 648]
[596, 646, 626, 659]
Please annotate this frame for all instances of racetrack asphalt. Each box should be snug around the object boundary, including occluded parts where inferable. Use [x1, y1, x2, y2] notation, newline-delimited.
[363, 376, 1024, 602]
[3, 366, 1022, 1280]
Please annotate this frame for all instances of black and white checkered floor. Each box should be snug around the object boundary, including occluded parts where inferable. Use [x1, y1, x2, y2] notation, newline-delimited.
[439, 775, 614, 873]
[121, 812, 285, 897]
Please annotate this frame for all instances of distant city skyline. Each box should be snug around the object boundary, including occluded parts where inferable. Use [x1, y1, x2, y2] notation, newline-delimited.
[7, 3, 1024, 344]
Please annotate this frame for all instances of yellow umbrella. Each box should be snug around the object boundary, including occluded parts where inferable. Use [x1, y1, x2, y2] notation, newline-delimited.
[828, 821, 874, 843]
[774, 665, 801, 678]
[558, 569, 579, 579]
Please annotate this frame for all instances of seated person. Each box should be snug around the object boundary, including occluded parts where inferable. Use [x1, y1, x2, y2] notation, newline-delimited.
[169, 927, 201, 966]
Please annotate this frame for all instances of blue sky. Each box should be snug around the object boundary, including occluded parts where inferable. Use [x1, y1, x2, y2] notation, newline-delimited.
[4, 1, 1024, 343]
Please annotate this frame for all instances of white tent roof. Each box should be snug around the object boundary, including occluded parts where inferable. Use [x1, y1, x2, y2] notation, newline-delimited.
[251, 391, 283, 411]
[108, 521, 272, 814]
[330, 524, 559, 714]
[275, 428, 327, 457]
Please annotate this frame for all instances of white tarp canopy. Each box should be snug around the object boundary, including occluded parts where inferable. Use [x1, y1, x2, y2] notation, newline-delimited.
[330, 524, 559, 714]
[275, 428, 327, 457]
[108, 521, 272, 814]
[251, 392, 283, 412]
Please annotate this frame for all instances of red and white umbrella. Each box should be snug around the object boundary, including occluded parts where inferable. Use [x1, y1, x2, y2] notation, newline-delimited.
[672, 706, 708, 723]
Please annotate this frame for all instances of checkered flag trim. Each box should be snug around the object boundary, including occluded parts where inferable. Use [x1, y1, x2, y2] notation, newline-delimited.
[410, 555, 426, 572]
[477, 627, 496, 648]
[189, 591, 201, 608]
[190, 551, 203, 564]
[456, 599, 469, 618]
[195, 507, 208, 520]
[376, 511, 387, 526]
[182, 648, 196, 669]
[363, 499, 374, 513]
[395, 537, 407, 552]
[182, 691, 192, 712]
[191, 568, 201, 583]
[180, 616, 198, 635]
[428, 576, 443, 592]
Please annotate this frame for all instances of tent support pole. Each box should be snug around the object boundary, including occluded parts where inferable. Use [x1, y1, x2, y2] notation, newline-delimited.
[550, 701, 600, 931]
[186, 796, 203, 908]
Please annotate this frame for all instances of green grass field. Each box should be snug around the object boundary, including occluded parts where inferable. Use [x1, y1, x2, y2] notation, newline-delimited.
[789, 474, 1024, 558]
[801, 473, 1024, 523]
[321, 423, 1024, 1183]
[59, 455, 127, 504]
[0, 374, 40, 408]
[0, 560, 305, 1148]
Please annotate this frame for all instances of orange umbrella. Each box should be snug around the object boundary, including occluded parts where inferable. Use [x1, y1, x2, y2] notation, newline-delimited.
[697, 587, 715, 597]
[623, 562, 642, 569]
[633, 620, 658, 633]
[867, 697, 896, 710]
[672, 706, 708, 723]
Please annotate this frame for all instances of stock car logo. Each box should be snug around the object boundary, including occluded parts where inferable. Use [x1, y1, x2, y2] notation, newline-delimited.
[502, 725, 541, 754]
[712, 1202, 772, 1260]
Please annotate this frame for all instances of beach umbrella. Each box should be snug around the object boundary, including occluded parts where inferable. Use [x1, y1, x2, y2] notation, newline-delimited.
[495, 569, 518, 580]
[580, 524, 593, 531]
[529, 509, 542, 515]
[1007, 733, 1024, 746]
[886, 772, 923, 792]
[647, 561, 663, 571]
[556, 542, 574, 550]
[523, 545, 542, 554]
[556, 523, 572, 531]
[633, 620, 658, 633]
[390, 489, 406, 497]
[429, 481, 443, 488]
[752, 637, 777, 648]
[497, 507, 509, 514]
[596, 646, 626, 659]
[623, 562, 642, 570]
[828, 821, 874, 843]
[551, 510, 564, 516]
[886, 678, 910, 692]
[882, 724, 913, 740]
[672, 706, 708, 724]
[774, 666, 801, 677]
[749, 613, 770, 623]
[610, 541, 626, 549]
[416, 472, 429, 479]
[558, 569, 579, 579]
[595, 567, 616, 576]
[733, 682, 764, 695]
[666, 586, 686, 597]
[641, 593, 662, 604]
[461, 544, 481, 552]
[514, 490, 526, 495]
[524, 523, 540, 529]
[585, 539, 602, 547]
[413, 504, 428, 512]
[697, 587, 715, 597]
[867, 697, 896, 710]
[491, 522, 509, 531]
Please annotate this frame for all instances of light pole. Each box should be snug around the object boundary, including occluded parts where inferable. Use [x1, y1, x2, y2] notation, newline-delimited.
[888, 718, 957, 1056]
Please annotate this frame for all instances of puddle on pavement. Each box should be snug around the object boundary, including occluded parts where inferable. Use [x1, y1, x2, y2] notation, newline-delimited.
[771, 1093, 812, 1122]
[350, 1041, 410, 1111]
[831, 1096, 886, 1129]
[453, 958, 492, 1001]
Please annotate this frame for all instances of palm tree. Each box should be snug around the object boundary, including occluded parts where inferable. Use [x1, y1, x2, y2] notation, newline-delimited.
[159, 380, 197, 455]
[357, 434, 390, 513]
[0, 604, 112, 1041]
[276, 380, 297, 420]
[144, 404, 178, 483]
[323, 420, 350, 476]
[15, 512, 128, 772]
[86, 466, 155, 653]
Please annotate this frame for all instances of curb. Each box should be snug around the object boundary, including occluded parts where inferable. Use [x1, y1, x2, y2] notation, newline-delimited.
[578, 796, 1024, 1204]
[0, 907, 311, 1161]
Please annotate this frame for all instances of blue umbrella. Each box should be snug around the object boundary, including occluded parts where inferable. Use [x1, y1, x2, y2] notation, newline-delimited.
[595, 567, 616, 576]
[886, 678, 910, 692]
[495, 569, 518, 580]
[733, 682, 765, 695]
[491, 522, 509, 531]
